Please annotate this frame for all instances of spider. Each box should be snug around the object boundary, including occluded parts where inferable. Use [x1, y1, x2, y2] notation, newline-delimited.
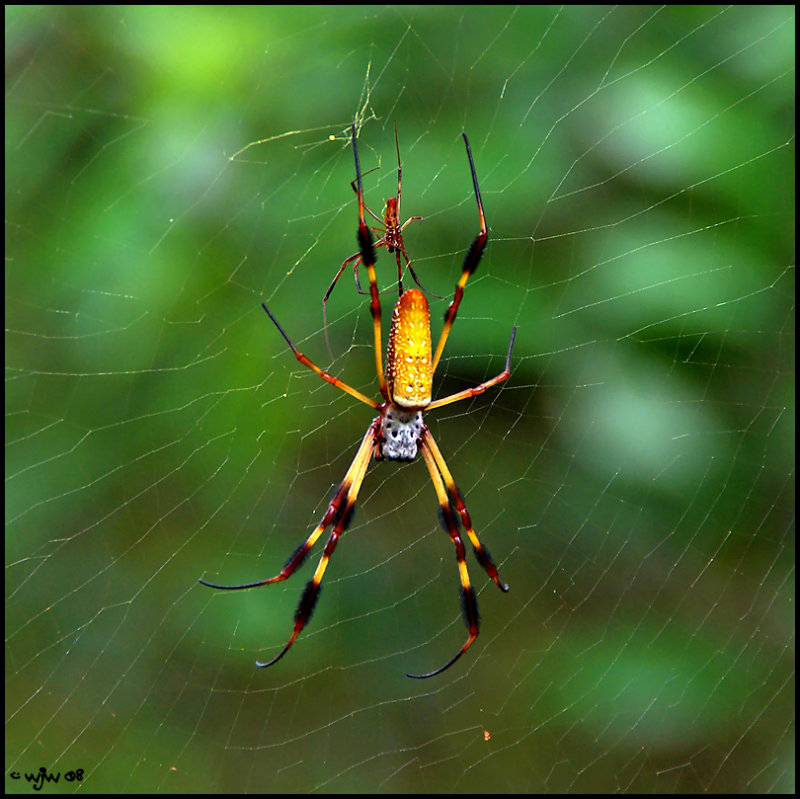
[322, 125, 433, 358]
[200, 125, 516, 679]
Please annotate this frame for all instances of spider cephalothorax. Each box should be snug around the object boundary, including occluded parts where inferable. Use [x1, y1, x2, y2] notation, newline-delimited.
[200, 125, 515, 679]
[378, 403, 424, 462]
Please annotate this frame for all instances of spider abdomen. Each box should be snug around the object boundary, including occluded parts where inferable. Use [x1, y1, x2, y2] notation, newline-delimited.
[385, 289, 433, 409]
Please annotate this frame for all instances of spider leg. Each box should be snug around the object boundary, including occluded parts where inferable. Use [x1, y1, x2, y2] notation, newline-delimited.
[407, 438, 483, 679]
[256, 418, 379, 668]
[354, 241, 395, 297]
[352, 124, 388, 399]
[323, 251, 363, 359]
[261, 302, 380, 409]
[348, 167, 384, 224]
[426, 326, 516, 411]
[389, 127, 434, 300]
[431, 133, 488, 374]
[398, 217, 423, 231]
[324, 252, 364, 310]
[393, 237, 444, 302]
[421, 428, 509, 593]
[198, 419, 379, 594]
[393, 123, 403, 214]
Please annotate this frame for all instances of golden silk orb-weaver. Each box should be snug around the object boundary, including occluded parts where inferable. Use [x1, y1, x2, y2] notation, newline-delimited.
[199, 125, 516, 679]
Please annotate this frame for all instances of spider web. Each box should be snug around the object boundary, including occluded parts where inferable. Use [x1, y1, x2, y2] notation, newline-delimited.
[5, 5, 794, 793]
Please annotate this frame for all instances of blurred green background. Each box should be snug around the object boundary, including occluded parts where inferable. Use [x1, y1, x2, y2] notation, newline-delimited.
[6, 5, 794, 793]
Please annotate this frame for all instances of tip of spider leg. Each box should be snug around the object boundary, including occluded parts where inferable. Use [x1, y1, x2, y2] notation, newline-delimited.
[406, 631, 477, 679]
[255, 654, 284, 669]
[198, 577, 232, 590]
[255, 638, 295, 669]
[405, 647, 468, 680]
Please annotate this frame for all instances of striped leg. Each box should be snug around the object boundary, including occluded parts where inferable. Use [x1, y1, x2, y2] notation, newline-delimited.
[426, 325, 516, 412]
[199, 419, 379, 669]
[407, 430, 509, 679]
[431, 133, 488, 374]
[421, 428, 509, 593]
[261, 302, 379, 410]
[407, 438, 482, 679]
[352, 125, 388, 399]
[388, 125, 426, 298]
[256, 418, 377, 668]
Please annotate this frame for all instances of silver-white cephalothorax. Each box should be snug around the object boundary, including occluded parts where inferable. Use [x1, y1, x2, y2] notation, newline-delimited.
[380, 404, 424, 461]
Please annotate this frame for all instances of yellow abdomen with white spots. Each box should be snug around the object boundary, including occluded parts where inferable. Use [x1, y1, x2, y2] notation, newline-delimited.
[386, 289, 433, 408]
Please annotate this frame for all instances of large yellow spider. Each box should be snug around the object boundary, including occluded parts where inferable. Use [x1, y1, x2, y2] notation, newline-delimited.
[200, 125, 516, 679]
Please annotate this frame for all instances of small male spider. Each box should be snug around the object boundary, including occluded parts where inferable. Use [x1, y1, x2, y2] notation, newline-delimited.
[322, 125, 432, 358]
[200, 125, 516, 679]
